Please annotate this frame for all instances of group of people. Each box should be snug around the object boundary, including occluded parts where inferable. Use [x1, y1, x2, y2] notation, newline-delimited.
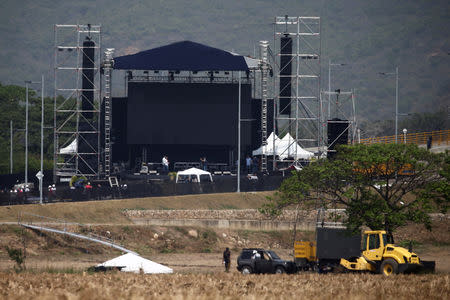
[222, 248, 264, 273]
[245, 155, 259, 174]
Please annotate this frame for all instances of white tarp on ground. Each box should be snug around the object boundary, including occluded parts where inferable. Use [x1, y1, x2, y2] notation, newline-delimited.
[97, 253, 173, 274]
[59, 139, 77, 154]
[252, 132, 314, 160]
[176, 167, 213, 183]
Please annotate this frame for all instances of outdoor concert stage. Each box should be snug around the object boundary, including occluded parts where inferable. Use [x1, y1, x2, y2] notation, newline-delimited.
[108, 41, 272, 174]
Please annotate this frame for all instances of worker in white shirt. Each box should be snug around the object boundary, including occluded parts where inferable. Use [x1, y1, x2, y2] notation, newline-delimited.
[162, 156, 169, 172]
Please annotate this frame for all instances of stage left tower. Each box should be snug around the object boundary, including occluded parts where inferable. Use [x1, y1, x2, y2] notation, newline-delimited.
[53, 24, 102, 182]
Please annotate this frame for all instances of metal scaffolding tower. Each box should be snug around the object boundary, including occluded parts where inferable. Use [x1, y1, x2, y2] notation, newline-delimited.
[259, 41, 270, 173]
[102, 48, 114, 178]
[53, 24, 102, 182]
[273, 16, 321, 165]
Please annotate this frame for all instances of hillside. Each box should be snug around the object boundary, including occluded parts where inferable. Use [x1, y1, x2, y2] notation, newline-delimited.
[0, 0, 448, 128]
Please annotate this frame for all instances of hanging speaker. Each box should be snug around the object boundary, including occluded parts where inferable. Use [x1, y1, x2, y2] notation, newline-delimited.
[279, 36, 292, 115]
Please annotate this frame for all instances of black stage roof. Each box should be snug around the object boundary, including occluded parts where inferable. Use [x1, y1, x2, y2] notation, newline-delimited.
[114, 40, 249, 72]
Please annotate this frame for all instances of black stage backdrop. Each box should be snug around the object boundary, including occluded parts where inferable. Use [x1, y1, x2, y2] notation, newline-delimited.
[127, 82, 252, 146]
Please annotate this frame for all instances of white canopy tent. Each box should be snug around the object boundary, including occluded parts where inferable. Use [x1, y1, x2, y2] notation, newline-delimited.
[251, 132, 280, 156]
[176, 167, 213, 183]
[279, 133, 315, 160]
[97, 253, 173, 274]
[59, 138, 77, 154]
[252, 132, 314, 160]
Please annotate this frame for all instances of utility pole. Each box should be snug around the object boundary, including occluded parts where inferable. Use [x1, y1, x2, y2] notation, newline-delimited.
[395, 66, 399, 144]
[24, 81, 29, 185]
[39, 75, 45, 204]
[237, 71, 241, 193]
[10, 120, 13, 174]
[24, 80, 41, 189]
[379, 67, 399, 143]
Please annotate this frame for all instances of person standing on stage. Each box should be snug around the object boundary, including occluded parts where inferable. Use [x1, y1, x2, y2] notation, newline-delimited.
[203, 157, 208, 171]
[252, 156, 259, 174]
[246, 156, 252, 174]
[162, 155, 169, 172]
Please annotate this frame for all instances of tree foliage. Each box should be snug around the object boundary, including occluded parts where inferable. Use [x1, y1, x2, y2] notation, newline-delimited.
[5, 246, 26, 272]
[260, 144, 448, 236]
[0, 83, 56, 174]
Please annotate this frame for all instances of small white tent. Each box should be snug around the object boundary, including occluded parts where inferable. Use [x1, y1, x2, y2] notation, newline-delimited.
[251, 132, 280, 156]
[97, 253, 173, 274]
[279, 133, 315, 160]
[176, 167, 213, 183]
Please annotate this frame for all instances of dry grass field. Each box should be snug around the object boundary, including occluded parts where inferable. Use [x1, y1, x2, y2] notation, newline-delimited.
[0, 272, 448, 300]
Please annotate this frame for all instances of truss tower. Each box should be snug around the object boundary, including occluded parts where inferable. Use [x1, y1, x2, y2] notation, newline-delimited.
[53, 24, 102, 181]
[273, 16, 321, 165]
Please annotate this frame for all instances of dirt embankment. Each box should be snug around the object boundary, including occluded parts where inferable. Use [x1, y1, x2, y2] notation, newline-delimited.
[0, 192, 275, 223]
[0, 215, 449, 274]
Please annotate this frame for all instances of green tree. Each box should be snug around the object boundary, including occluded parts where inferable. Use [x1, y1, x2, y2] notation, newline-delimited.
[416, 150, 450, 214]
[0, 83, 55, 174]
[5, 246, 26, 272]
[260, 144, 447, 238]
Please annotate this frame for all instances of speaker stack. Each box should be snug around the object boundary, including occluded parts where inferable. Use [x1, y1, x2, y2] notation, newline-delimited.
[327, 118, 349, 158]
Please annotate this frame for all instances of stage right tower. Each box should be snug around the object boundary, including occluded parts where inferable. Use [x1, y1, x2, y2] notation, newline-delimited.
[273, 16, 322, 165]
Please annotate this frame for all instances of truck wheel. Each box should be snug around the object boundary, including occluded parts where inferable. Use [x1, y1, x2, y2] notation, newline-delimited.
[275, 266, 285, 274]
[380, 259, 398, 276]
[241, 266, 252, 275]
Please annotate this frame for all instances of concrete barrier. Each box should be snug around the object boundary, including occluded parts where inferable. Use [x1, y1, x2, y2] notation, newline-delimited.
[130, 218, 316, 231]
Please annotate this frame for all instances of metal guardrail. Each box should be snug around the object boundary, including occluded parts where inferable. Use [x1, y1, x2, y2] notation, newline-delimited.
[359, 129, 449, 146]
[18, 212, 138, 255]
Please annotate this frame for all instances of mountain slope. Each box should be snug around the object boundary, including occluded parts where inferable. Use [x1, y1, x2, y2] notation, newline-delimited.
[0, 0, 448, 128]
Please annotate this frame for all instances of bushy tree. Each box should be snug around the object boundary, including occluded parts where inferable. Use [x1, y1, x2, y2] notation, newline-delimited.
[260, 144, 448, 238]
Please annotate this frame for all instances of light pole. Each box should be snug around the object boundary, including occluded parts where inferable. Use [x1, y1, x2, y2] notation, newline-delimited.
[24, 81, 30, 185]
[25, 79, 43, 204]
[10, 120, 13, 174]
[403, 128, 407, 144]
[328, 61, 346, 119]
[379, 67, 399, 143]
[39, 75, 45, 204]
[237, 71, 241, 193]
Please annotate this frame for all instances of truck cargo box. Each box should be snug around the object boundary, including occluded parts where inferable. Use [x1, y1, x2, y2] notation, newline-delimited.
[316, 228, 361, 260]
